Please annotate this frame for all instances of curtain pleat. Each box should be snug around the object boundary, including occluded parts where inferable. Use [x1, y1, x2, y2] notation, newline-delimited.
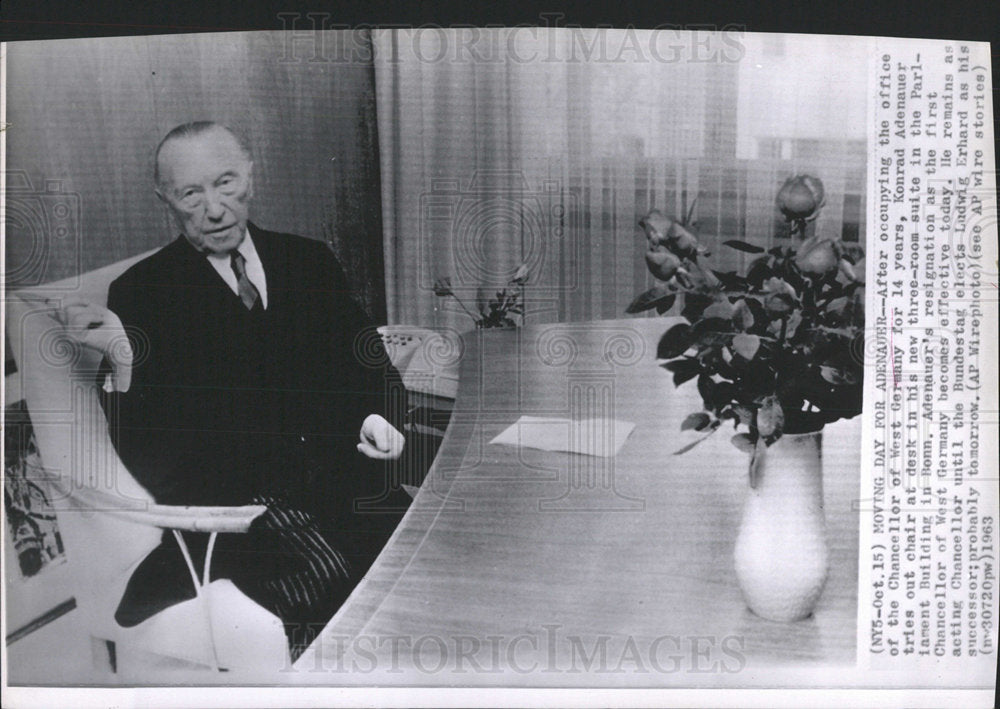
[374, 29, 868, 330]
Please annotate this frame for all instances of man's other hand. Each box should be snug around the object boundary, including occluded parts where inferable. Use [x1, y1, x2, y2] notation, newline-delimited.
[358, 414, 405, 460]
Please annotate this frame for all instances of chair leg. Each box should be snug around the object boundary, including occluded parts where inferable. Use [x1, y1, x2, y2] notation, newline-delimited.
[90, 636, 117, 673]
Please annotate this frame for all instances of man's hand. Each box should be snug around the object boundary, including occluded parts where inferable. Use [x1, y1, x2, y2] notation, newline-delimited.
[358, 414, 405, 460]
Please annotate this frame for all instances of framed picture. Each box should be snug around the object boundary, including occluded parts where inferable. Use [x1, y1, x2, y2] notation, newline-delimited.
[3, 372, 75, 639]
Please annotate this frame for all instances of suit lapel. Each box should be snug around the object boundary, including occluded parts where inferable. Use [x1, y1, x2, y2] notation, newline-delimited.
[169, 234, 246, 309]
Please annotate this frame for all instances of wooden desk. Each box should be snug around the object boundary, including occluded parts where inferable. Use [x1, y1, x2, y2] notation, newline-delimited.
[300, 318, 859, 684]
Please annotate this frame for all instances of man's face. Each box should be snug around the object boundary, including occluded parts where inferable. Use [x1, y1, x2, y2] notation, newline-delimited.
[155, 128, 254, 254]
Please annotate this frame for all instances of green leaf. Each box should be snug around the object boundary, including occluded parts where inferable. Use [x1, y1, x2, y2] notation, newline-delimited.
[657, 323, 691, 359]
[731, 333, 761, 360]
[814, 325, 856, 338]
[820, 364, 859, 385]
[731, 299, 755, 331]
[697, 374, 716, 408]
[673, 425, 721, 455]
[730, 433, 754, 454]
[723, 239, 765, 253]
[749, 437, 767, 489]
[674, 367, 700, 386]
[838, 259, 856, 281]
[746, 258, 772, 287]
[741, 297, 768, 333]
[757, 395, 785, 438]
[702, 300, 735, 320]
[712, 270, 748, 290]
[654, 293, 677, 315]
[710, 348, 737, 379]
[685, 197, 699, 225]
[712, 381, 737, 411]
[765, 292, 796, 316]
[690, 317, 733, 336]
[661, 357, 701, 386]
[673, 437, 708, 455]
[739, 363, 777, 399]
[732, 404, 754, 426]
[680, 292, 713, 322]
[784, 310, 802, 339]
[784, 410, 829, 435]
[681, 412, 712, 431]
[626, 285, 676, 314]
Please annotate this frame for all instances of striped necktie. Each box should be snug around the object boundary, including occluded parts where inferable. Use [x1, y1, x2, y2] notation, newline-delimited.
[229, 250, 260, 310]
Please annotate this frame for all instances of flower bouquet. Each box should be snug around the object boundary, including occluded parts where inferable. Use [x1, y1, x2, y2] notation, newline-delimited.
[434, 264, 530, 329]
[628, 175, 866, 621]
[628, 175, 865, 486]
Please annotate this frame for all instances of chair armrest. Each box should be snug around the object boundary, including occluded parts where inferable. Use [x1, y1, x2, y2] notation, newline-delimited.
[55, 483, 267, 533]
[13, 293, 134, 391]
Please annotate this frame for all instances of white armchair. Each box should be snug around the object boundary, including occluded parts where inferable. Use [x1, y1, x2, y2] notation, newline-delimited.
[5, 252, 288, 677]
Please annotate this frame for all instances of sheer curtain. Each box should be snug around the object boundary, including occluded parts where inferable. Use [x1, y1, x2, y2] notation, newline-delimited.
[374, 29, 868, 329]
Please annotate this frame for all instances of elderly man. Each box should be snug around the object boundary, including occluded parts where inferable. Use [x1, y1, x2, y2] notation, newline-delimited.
[104, 121, 408, 661]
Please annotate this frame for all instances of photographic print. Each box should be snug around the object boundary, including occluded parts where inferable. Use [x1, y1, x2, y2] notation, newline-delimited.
[2, 372, 75, 656]
[4, 397, 65, 580]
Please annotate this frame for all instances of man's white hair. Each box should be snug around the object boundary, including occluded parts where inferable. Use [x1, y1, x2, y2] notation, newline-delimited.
[153, 121, 252, 186]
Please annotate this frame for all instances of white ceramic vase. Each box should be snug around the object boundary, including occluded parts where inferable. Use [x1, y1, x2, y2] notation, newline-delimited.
[733, 431, 829, 621]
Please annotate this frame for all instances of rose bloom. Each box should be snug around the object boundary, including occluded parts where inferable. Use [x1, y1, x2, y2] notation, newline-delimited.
[645, 248, 682, 281]
[639, 209, 672, 247]
[776, 175, 825, 222]
[763, 277, 797, 315]
[795, 236, 840, 275]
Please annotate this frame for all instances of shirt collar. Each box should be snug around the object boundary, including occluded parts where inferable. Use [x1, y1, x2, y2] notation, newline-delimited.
[205, 227, 256, 263]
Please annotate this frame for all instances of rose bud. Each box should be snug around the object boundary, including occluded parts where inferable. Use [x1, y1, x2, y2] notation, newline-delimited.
[795, 237, 840, 275]
[731, 299, 755, 330]
[645, 248, 682, 281]
[776, 175, 826, 222]
[851, 257, 866, 284]
[837, 258, 856, 282]
[764, 294, 795, 316]
[698, 266, 720, 288]
[763, 277, 797, 315]
[665, 220, 704, 260]
[638, 209, 672, 247]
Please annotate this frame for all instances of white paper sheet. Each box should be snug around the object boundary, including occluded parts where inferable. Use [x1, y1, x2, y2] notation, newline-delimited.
[489, 415, 636, 458]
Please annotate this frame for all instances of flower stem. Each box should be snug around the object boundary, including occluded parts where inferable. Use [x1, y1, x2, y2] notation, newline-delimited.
[450, 294, 481, 322]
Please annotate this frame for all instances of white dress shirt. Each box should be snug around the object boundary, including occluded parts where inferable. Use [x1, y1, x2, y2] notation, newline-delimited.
[205, 228, 268, 309]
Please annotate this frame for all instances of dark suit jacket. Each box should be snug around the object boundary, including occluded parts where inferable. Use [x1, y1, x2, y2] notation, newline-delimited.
[105, 223, 405, 517]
